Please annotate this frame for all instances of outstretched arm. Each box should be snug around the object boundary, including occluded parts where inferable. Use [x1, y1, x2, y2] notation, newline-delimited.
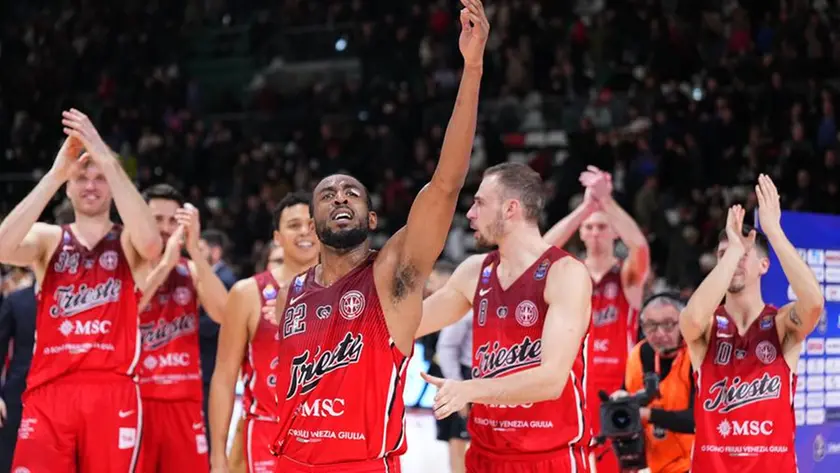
[416, 254, 482, 338]
[543, 199, 596, 249]
[383, 3, 489, 282]
[680, 206, 751, 366]
[755, 175, 824, 343]
[179, 204, 228, 323]
[423, 258, 592, 416]
[209, 281, 253, 469]
[62, 109, 161, 262]
[0, 137, 84, 269]
[599, 196, 650, 288]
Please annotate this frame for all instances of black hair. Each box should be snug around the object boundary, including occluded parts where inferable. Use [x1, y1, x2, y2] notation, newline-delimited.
[273, 192, 311, 231]
[200, 229, 229, 251]
[142, 184, 185, 206]
[717, 223, 770, 256]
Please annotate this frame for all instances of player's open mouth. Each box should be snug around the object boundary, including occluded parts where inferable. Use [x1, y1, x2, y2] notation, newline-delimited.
[83, 194, 99, 202]
[331, 209, 353, 221]
[296, 241, 314, 249]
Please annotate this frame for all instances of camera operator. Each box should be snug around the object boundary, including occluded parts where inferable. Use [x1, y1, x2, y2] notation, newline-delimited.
[610, 294, 694, 473]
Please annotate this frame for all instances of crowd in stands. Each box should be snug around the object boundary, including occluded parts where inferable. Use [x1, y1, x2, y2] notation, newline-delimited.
[3, 0, 840, 295]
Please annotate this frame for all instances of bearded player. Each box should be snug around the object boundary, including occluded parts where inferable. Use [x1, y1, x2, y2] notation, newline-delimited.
[267, 3, 487, 471]
[209, 192, 319, 473]
[543, 165, 649, 472]
[417, 162, 593, 473]
[680, 176, 823, 472]
[0, 110, 162, 472]
[134, 184, 229, 472]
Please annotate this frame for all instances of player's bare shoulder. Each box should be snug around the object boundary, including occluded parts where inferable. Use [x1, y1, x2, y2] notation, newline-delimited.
[452, 253, 487, 299]
[26, 222, 64, 279]
[544, 256, 592, 303]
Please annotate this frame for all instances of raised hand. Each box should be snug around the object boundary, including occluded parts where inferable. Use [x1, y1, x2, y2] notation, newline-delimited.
[175, 203, 201, 257]
[61, 109, 114, 163]
[755, 174, 782, 235]
[458, 0, 490, 67]
[50, 135, 87, 182]
[579, 165, 613, 201]
[725, 204, 755, 253]
[163, 225, 186, 268]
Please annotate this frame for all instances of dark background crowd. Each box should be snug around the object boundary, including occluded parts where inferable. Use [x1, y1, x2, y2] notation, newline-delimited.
[3, 0, 840, 298]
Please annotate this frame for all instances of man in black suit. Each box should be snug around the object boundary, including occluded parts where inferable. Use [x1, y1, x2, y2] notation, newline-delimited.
[197, 230, 236, 451]
[0, 277, 36, 472]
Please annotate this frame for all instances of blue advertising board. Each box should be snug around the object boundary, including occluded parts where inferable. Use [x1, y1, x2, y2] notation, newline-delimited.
[758, 211, 840, 471]
[403, 342, 437, 409]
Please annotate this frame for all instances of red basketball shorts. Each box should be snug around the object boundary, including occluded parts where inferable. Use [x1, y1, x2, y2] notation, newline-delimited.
[244, 418, 279, 473]
[12, 374, 142, 473]
[466, 445, 591, 473]
[138, 398, 208, 473]
[275, 455, 402, 472]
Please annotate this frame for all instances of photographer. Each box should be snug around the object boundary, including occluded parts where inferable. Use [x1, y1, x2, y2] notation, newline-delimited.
[610, 294, 694, 473]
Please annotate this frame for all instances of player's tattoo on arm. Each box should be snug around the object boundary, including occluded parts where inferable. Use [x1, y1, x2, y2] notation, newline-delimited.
[789, 307, 803, 326]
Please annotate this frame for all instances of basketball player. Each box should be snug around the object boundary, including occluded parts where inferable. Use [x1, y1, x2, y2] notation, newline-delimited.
[135, 184, 229, 472]
[680, 175, 824, 472]
[268, 3, 487, 470]
[0, 109, 162, 472]
[224, 240, 287, 473]
[543, 165, 649, 473]
[209, 192, 319, 473]
[417, 162, 593, 473]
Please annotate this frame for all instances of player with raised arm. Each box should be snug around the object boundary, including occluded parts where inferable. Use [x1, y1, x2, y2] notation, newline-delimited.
[543, 165, 649, 473]
[208, 192, 319, 473]
[680, 175, 824, 472]
[0, 109, 162, 472]
[135, 184, 229, 473]
[269, 3, 487, 471]
[417, 162, 593, 473]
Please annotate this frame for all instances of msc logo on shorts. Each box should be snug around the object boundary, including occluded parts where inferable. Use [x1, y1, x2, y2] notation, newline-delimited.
[118, 427, 137, 450]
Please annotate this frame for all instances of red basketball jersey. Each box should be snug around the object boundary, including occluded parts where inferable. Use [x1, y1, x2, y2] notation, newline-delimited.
[241, 271, 282, 421]
[468, 247, 591, 457]
[138, 258, 202, 401]
[692, 305, 797, 472]
[588, 263, 638, 386]
[272, 253, 409, 465]
[27, 225, 141, 394]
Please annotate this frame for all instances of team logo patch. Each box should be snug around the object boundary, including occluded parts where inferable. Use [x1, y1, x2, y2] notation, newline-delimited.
[534, 260, 550, 280]
[716, 316, 730, 330]
[143, 356, 158, 370]
[603, 283, 618, 300]
[760, 315, 774, 330]
[293, 274, 306, 293]
[497, 306, 508, 318]
[339, 291, 365, 320]
[99, 250, 119, 271]
[175, 264, 189, 276]
[755, 340, 777, 364]
[515, 300, 538, 327]
[481, 264, 493, 284]
[262, 284, 278, 301]
[173, 287, 192, 306]
[316, 305, 332, 320]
